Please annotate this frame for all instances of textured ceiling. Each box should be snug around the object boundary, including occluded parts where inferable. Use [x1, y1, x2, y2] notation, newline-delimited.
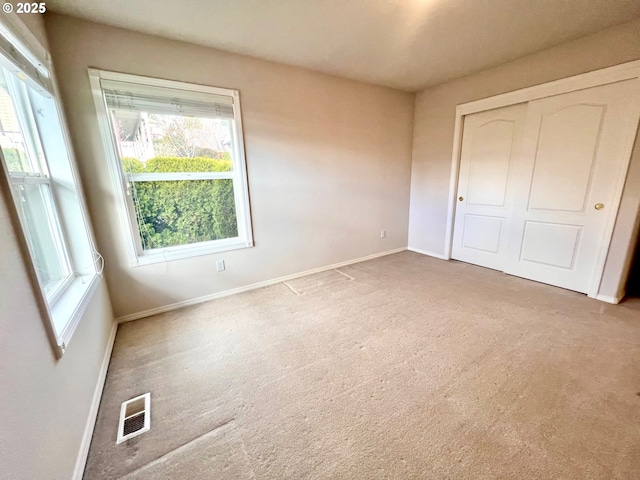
[47, 0, 640, 92]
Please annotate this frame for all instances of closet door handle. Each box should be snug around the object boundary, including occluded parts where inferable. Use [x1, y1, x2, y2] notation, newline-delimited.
[594, 203, 604, 210]
[458, 196, 464, 202]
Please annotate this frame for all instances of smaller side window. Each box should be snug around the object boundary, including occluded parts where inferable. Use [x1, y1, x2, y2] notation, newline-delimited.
[0, 27, 101, 356]
[0, 67, 73, 301]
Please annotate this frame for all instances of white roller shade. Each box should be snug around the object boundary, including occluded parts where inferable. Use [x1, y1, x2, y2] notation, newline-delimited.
[0, 30, 52, 95]
[100, 79, 235, 119]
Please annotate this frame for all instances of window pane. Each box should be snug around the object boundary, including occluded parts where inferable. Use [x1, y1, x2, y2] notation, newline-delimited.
[108, 105, 240, 252]
[108, 110, 234, 173]
[0, 70, 38, 174]
[12, 183, 71, 297]
[131, 179, 238, 250]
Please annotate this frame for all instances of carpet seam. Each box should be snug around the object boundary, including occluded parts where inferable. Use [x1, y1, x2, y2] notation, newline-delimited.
[116, 418, 236, 479]
[334, 268, 355, 280]
[282, 281, 301, 296]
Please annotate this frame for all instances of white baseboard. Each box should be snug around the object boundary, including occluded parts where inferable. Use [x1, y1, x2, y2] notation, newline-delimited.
[407, 246, 449, 260]
[594, 294, 622, 304]
[72, 320, 118, 480]
[116, 247, 408, 323]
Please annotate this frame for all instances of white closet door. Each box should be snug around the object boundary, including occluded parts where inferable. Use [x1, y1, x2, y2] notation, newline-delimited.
[505, 78, 640, 293]
[451, 104, 527, 271]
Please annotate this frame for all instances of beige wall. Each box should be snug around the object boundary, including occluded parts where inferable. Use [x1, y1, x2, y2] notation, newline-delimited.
[0, 15, 115, 480]
[44, 13, 415, 319]
[409, 18, 640, 299]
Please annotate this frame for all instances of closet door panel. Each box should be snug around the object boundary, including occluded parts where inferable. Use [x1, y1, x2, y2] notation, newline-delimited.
[519, 222, 582, 269]
[527, 104, 604, 212]
[467, 120, 515, 207]
[451, 103, 527, 271]
[505, 78, 640, 293]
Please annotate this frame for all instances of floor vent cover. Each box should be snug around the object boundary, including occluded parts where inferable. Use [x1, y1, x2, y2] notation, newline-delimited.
[117, 393, 150, 444]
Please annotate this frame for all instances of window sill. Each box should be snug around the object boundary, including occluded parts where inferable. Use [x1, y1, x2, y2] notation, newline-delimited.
[50, 273, 101, 355]
[131, 238, 254, 267]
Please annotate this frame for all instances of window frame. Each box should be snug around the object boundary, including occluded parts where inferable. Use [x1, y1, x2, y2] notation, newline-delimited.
[3, 70, 75, 303]
[0, 14, 102, 358]
[88, 69, 254, 266]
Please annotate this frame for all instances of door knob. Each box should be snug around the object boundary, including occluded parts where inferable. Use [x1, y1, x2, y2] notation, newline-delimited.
[594, 203, 605, 210]
[458, 196, 464, 202]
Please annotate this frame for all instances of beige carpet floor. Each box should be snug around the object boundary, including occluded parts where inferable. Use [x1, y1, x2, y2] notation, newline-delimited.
[84, 251, 640, 479]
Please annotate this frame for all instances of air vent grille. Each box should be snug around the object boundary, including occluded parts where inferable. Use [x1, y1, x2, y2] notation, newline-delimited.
[123, 412, 146, 436]
[117, 393, 150, 444]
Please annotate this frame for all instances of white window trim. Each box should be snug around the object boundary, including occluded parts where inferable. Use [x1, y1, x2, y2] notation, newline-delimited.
[88, 69, 254, 267]
[0, 13, 103, 358]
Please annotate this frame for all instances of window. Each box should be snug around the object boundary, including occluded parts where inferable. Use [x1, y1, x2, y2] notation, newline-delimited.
[1, 67, 72, 299]
[0, 22, 100, 356]
[89, 70, 253, 265]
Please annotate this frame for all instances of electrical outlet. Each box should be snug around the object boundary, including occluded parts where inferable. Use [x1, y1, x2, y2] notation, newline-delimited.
[216, 259, 225, 272]
[380, 230, 386, 239]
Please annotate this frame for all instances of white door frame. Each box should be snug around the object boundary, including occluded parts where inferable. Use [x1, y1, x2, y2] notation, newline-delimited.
[444, 59, 640, 299]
